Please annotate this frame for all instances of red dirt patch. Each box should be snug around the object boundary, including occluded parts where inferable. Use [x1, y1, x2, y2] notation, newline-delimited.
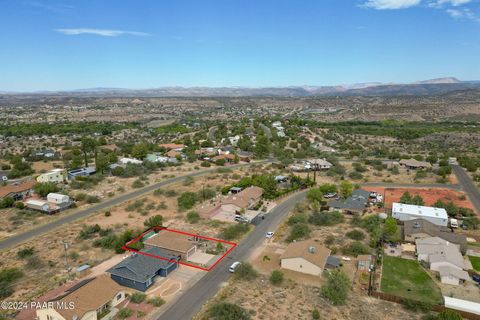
[366, 187, 474, 211]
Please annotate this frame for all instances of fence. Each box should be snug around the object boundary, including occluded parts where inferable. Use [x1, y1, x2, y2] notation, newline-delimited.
[369, 291, 480, 320]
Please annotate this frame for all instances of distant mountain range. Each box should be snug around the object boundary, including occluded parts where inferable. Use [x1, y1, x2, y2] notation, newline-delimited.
[2, 77, 480, 97]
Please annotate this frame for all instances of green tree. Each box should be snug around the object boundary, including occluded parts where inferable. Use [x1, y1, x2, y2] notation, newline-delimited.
[253, 134, 271, 159]
[384, 216, 398, 238]
[177, 192, 198, 211]
[144, 215, 163, 228]
[208, 302, 251, 320]
[400, 191, 413, 204]
[233, 262, 258, 280]
[321, 269, 350, 305]
[80, 136, 97, 167]
[307, 188, 323, 203]
[95, 152, 110, 174]
[269, 270, 284, 285]
[33, 182, 59, 198]
[131, 143, 149, 160]
[318, 183, 337, 194]
[339, 181, 353, 199]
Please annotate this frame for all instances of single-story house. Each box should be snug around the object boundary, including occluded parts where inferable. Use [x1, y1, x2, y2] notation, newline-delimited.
[392, 202, 448, 227]
[438, 265, 469, 285]
[219, 186, 263, 213]
[416, 237, 465, 271]
[237, 151, 252, 162]
[119, 157, 142, 165]
[107, 247, 180, 291]
[213, 153, 236, 163]
[0, 180, 35, 201]
[399, 159, 432, 170]
[36, 168, 66, 184]
[166, 149, 181, 158]
[143, 231, 197, 260]
[280, 240, 331, 276]
[159, 143, 185, 151]
[306, 158, 333, 170]
[67, 167, 96, 180]
[404, 219, 467, 251]
[357, 254, 373, 271]
[329, 189, 370, 215]
[25, 199, 50, 212]
[36, 275, 126, 320]
[47, 193, 71, 208]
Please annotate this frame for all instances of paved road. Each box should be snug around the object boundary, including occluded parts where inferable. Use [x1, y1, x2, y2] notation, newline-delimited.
[207, 126, 217, 142]
[0, 162, 263, 251]
[452, 164, 480, 213]
[157, 190, 307, 320]
[361, 182, 461, 190]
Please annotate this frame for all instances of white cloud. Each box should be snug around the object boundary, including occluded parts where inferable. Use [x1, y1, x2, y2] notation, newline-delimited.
[431, 0, 472, 7]
[55, 28, 150, 37]
[445, 7, 480, 20]
[363, 0, 422, 9]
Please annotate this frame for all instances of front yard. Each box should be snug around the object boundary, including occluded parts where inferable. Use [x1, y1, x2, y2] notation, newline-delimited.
[381, 256, 443, 305]
[469, 255, 480, 272]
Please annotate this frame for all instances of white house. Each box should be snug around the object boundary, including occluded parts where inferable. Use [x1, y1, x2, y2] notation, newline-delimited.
[36, 169, 65, 184]
[392, 202, 448, 227]
[47, 193, 70, 205]
[272, 121, 282, 128]
[228, 135, 240, 146]
[25, 199, 50, 212]
[119, 157, 143, 165]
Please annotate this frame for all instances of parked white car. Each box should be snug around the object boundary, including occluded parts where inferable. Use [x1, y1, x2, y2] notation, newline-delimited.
[229, 261, 241, 273]
[265, 232, 274, 238]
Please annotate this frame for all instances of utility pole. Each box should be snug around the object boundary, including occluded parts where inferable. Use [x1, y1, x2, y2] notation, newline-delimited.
[63, 240, 70, 273]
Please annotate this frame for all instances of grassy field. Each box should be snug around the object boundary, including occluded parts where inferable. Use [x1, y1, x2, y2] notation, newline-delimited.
[469, 256, 480, 272]
[381, 256, 443, 305]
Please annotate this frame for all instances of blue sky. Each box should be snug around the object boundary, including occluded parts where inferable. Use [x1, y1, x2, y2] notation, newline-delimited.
[0, 0, 479, 91]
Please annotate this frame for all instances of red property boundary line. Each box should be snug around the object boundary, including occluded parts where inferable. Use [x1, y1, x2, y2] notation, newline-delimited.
[121, 226, 237, 271]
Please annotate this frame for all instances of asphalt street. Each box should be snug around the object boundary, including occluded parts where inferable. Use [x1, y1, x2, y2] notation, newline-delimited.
[157, 190, 307, 320]
[0, 162, 259, 251]
[452, 164, 480, 213]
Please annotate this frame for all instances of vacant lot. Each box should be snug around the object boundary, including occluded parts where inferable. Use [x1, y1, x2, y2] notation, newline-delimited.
[368, 187, 474, 211]
[381, 256, 442, 305]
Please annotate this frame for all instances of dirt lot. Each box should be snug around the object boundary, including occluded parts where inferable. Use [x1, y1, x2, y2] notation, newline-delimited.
[194, 276, 424, 320]
[366, 187, 474, 210]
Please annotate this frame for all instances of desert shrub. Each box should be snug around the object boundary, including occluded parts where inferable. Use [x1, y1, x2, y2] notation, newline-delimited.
[208, 302, 250, 320]
[287, 223, 310, 242]
[321, 270, 350, 305]
[17, 247, 35, 259]
[117, 308, 133, 319]
[177, 192, 198, 211]
[222, 223, 250, 240]
[186, 211, 200, 224]
[341, 242, 369, 257]
[165, 189, 177, 197]
[233, 263, 258, 281]
[287, 213, 308, 226]
[0, 268, 24, 298]
[86, 195, 99, 204]
[130, 292, 147, 304]
[312, 309, 320, 319]
[346, 229, 365, 240]
[144, 215, 163, 228]
[269, 270, 284, 285]
[309, 211, 344, 226]
[147, 297, 165, 307]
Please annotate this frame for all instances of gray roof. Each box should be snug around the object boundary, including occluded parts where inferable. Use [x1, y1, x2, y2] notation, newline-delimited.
[107, 247, 178, 283]
[404, 219, 467, 247]
[326, 256, 340, 268]
[330, 189, 369, 211]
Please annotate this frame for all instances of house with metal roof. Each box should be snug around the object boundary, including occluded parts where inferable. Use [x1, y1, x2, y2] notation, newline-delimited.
[107, 247, 180, 292]
[392, 202, 448, 227]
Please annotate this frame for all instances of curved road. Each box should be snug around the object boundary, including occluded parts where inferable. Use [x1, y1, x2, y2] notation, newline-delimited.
[452, 164, 480, 213]
[156, 190, 307, 320]
[0, 162, 265, 251]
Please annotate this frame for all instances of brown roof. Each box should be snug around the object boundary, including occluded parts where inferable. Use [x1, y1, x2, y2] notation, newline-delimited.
[213, 154, 236, 160]
[55, 275, 123, 319]
[281, 240, 331, 269]
[0, 180, 35, 199]
[144, 230, 195, 253]
[159, 143, 185, 150]
[166, 149, 180, 158]
[222, 186, 263, 209]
